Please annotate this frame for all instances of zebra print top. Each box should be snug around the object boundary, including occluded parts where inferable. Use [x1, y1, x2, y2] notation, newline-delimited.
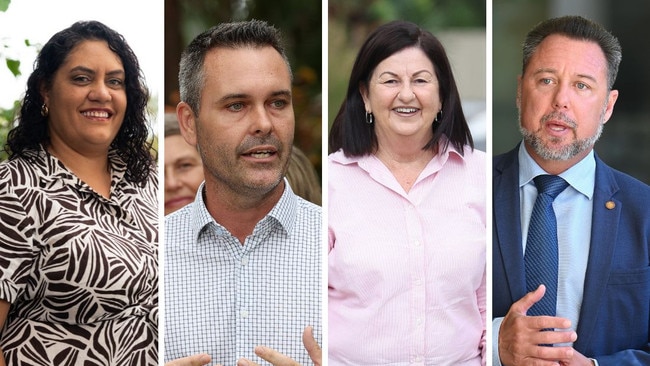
[0, 145, 158, 365]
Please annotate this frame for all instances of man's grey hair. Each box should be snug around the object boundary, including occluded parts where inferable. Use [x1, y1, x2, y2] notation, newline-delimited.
[522, 15, 622, 90]
[178, 19, 292, 114]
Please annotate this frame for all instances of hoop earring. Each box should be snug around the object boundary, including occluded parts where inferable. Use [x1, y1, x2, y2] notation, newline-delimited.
[365, 112, 374, 125]
[41, 104, 49, 117]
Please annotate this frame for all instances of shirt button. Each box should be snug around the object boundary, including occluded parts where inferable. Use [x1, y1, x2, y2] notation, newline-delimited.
[241, 257, 249, 266]
[240, 310, 248, 318]
[413, 240, 421, 247]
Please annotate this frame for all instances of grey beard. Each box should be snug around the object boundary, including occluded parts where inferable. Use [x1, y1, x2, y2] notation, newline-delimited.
[519, 122, 603, 161]
[518, 107, 605, 161]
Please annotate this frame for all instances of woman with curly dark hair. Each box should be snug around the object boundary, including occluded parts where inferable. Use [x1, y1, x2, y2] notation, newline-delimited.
[5, 20, 155, 184]
[0, 21, 158, 365]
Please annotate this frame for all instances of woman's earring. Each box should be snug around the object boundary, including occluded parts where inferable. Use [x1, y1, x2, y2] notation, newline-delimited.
[365, 111, 374, 124]
[41, 103, 49, 117]
[434, 108, 443, 122]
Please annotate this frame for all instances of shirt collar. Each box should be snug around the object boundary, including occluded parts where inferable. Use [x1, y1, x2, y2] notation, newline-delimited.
[330, 136, 467, 179]
[518, 142, 596, 199]
[421, 141, 466, 177]
[27, 146, 76, 185]
[33, 144, 127, 200]
[190, 178, 298, 243]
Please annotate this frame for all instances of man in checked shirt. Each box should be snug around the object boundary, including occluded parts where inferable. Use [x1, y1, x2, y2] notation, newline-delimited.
[164, 20, 322, 366]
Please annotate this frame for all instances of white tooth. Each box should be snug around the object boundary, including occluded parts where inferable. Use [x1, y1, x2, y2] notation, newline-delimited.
[250, 151, 272, 158]
[396, 107, 416, 113]
[253, 154, 269, 158]
[83, 111, 109, 118]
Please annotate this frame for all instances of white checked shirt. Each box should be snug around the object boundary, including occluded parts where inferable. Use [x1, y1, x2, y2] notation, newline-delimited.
[164, 180, 322, 365]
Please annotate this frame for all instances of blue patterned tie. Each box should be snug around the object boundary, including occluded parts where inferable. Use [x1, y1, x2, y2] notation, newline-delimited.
[525, 174, 569, 317]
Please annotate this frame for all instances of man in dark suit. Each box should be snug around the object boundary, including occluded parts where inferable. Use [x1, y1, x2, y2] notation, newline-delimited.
[493, 15, 650, 366]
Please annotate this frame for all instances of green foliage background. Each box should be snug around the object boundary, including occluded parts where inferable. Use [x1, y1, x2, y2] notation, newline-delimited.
[0, 0, 18, 161]
[327, 0, 485, 141]
[0, 0, 160, 162]
[1, 0, 485, 167]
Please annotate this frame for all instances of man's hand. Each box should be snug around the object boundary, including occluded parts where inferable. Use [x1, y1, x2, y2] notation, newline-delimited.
[165, 353, 218, 366]
[237, 326, 322, 366]
[559, 350, 596, 366]
[301, 326, 322, 366]
[499, 285, 578, 365]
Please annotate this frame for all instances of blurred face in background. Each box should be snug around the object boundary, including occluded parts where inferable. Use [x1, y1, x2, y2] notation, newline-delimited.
[164, 134, 204, 215]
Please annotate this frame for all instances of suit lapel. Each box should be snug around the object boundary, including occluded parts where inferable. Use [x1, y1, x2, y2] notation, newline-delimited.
[574, 155, 620, 351]
[494, 148, 527, 303]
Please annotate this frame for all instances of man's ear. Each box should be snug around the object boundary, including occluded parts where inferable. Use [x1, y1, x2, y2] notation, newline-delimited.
[176, 102, 199, 146]
[516, 75, 522, 110]
[602, 89, 619, 124]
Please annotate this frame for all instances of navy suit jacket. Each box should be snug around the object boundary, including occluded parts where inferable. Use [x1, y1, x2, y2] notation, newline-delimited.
[493, 145, 650, 365]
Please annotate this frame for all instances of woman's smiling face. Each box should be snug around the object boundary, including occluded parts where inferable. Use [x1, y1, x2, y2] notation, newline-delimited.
[360, 46, 441, 145]
[43, 40, 127, 153]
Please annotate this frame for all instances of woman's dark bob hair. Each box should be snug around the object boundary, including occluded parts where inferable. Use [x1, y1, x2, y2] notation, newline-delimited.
[5, 20, 155, 184]
[329, 20, 473, 156]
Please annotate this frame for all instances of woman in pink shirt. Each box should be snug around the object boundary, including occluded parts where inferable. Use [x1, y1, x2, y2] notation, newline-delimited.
[328, 20, 486, 365]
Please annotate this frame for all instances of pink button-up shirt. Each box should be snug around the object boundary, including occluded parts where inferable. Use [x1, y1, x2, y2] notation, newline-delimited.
[328, 144, 486, 366]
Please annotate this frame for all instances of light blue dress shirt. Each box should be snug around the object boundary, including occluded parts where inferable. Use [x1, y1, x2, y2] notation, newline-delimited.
[164, 180, 322, 365]
[493, 143, 595, 365]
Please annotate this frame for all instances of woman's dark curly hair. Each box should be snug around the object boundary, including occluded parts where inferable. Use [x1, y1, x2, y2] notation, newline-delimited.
[5, 20, 155, 185]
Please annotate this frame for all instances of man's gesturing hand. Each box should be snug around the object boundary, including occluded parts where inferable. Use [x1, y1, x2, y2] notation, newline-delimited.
[237, 326, 322, 366]
[499, 285, 578, 366]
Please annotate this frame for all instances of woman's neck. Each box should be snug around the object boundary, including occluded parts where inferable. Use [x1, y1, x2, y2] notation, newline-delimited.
[47, 141, 112, 199]
[375, 141, 435, 193]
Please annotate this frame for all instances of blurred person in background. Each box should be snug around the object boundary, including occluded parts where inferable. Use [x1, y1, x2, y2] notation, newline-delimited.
[286, 145, 321, 206]
[164, 112, 204, 215]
